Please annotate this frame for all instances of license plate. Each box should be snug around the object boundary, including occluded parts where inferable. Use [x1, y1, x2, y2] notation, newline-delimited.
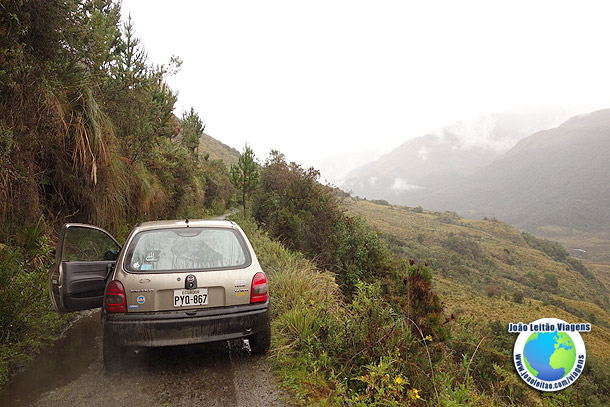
[173, 288, 208, 307]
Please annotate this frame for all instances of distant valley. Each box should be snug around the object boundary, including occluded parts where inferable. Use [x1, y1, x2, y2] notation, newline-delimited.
[341, 108, 610, 262]
[346, 199, 610, 359]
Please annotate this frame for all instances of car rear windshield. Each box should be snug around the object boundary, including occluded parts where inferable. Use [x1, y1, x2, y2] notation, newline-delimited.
[123, 227, 251, 272]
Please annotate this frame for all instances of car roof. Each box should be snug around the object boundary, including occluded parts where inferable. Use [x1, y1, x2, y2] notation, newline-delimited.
[134, 219, 237, 232]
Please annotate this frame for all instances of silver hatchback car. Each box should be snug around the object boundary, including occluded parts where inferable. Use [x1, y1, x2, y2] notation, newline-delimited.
[48, 219, 271, 369]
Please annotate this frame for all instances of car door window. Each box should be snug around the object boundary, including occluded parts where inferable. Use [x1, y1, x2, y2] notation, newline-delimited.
[62, 226, 120, 262]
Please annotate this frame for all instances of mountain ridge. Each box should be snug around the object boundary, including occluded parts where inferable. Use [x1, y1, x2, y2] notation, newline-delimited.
[341, 108, 610, 259]
[416, 109, 610, 233]
[342, 108, 572, 199]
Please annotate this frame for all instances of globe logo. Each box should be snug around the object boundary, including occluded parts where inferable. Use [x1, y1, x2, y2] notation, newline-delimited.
[523, 332, 576, 381]
[511, 318, 588, 392]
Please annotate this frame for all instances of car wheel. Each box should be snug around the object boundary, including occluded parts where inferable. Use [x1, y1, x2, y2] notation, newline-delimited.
[249, 319, 271, 355]
[103, 334, 124, 371]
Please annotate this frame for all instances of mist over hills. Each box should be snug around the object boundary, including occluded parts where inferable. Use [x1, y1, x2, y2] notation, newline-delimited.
[342, 108, 610, 241]
[341, 108, 570, 197]
[416, 109, 610, 234]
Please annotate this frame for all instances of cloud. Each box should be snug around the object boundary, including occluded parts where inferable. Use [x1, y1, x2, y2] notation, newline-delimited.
[417, 147, 430, 161]
[427, 116, 503, 151]
[430, 114, 523, 152]
[391, 178, 424, 192]
[445, 115, 508, 151]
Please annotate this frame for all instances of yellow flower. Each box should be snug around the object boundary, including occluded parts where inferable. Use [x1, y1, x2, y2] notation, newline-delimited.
[394, 377, 403, 385]
[413, 388, 421, 399]
[371, 371, 375, 376]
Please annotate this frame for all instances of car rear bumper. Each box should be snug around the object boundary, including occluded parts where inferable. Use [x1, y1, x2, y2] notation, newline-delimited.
[103, 300, 270, 348]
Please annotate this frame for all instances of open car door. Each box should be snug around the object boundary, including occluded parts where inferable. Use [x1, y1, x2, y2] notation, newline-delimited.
[48, 223, 121, 313]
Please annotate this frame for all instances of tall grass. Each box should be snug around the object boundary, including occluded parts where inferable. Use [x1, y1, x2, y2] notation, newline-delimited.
[235, 214, 431, 405]
[0, 220, 70, 385]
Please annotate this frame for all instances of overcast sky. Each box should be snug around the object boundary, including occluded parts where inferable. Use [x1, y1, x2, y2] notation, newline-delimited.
[120, 0, 610, 179]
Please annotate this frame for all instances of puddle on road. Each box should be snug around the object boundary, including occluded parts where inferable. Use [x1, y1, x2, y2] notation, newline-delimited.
[0, 310, 102, 407]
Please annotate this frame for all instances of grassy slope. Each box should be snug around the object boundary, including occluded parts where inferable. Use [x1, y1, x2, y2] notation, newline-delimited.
[346, 199, 610, 360]
[231, 214, 345, 405]
[199, 133, 240, 167]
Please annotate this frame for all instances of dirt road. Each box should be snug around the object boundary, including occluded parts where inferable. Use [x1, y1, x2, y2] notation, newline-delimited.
[0, 310, 287, 407]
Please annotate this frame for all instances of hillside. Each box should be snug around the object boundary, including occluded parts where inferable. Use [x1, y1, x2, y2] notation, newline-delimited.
[345, 109, 610, 263]
[247, 155, 610, 405]
[199, 132, 240, 167]
[346, 199, 610, 359]
[409, 109, 610, 260]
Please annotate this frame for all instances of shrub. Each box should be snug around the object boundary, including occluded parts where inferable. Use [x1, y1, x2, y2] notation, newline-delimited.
[0, 229, 68, 384]
[512, 291, 524, 304]
[253, 151, 396, 296]
[371, 199, 390, 206]
[485, 286, 501, 298]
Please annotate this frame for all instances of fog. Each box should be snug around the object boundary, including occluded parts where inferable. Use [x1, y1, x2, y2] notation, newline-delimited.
[120, 0, 610, 181]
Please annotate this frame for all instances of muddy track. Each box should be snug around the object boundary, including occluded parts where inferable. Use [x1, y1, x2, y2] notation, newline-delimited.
[0, 310, 287, 407]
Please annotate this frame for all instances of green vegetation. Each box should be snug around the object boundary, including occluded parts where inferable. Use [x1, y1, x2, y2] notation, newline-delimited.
[349, 201, 610, 320]
[236, 188, 610, 405]
[2, 2, 610, 406]
[341, 199, 610, 405]
[0, 0, 237, 383]
[0, 220, 70, 384]
[253, 151, 399, 298]
[0, 0, 235, 239]
[243, 154, 610, 406]
[232, 212, 444, 405]
[522, 232, 596, 281]
[230, 144, 259, 216]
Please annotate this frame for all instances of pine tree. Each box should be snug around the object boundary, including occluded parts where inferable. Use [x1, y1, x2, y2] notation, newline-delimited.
[230, 145, 259, 216]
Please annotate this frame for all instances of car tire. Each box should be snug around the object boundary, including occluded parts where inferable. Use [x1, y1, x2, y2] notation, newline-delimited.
[103, 334, 124, 371]
[249, 319, 271, 355]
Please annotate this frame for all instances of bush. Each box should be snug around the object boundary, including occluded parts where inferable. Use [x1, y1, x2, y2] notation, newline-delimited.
[441, 234, 482, 262]
[253, 151, 396, 296]
[0, 231, 68, 384]
[371, 199, 390, 206]
[512, 291, 524, 304]
[485, 285, 501, 298]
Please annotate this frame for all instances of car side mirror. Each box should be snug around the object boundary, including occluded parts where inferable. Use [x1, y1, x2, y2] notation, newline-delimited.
[103, 250, 119, 261]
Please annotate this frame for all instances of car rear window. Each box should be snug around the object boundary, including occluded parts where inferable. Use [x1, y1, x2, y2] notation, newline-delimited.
[123, 227, 251, 272]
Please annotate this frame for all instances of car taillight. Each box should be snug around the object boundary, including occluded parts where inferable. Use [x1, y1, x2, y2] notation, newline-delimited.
[105, 280, 126, 313]
[250, 272, 268, 303]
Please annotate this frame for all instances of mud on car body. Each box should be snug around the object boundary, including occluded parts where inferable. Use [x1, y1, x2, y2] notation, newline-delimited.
[48, 219, 271, 369]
